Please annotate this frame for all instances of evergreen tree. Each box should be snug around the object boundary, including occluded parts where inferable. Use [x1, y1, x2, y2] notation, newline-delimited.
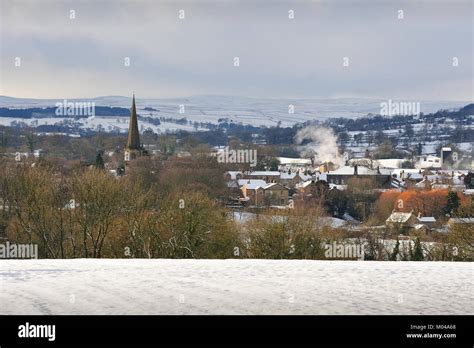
[416, 142, 422, 156]
[443, 190, 460, 216]
[464, 172, 474, 189]
[404, 124, 414, 140]
[412, 238, 424, 261]
[390, 239, 400, 261]
[95, 153, 105, 169]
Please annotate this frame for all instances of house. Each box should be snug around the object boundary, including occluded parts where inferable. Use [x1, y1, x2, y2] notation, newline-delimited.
[277, 157, 312, 172]
[386, 211, 437, 233]
[245, 171, 280, 182]
[279, 170, 312, 188]
[377, 159, 404, 169]
[296, 180, 315, 194]
[224, 171, 243, 181]
[447, 218, 474, 228]
[296, 180, 330, 196]
[238, 179, 289, 206]
[417, 216, 436, 224]
[238, 179, 267, 205]
[326, 165, 391, 187]
[262, 183, 290, 206]
[417, 155, 442, 169]
[416, 214, 437, 228]
[386, 211, 418, 232]
[415, 177, 432, 190]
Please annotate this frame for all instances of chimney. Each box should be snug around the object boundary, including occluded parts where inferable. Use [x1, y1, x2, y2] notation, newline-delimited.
[354, 164, 358, 176]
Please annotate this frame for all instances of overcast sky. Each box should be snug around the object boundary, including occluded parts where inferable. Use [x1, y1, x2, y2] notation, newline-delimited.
[1, 0, 472, 100]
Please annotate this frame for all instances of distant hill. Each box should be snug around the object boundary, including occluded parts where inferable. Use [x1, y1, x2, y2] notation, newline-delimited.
[0, 95, 470, 127]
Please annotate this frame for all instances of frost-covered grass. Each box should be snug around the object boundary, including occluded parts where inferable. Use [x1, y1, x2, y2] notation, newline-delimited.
[0, 259, 472, 315]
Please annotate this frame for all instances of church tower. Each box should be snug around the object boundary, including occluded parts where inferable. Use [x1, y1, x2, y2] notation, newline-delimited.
[124, 94, 145, 162]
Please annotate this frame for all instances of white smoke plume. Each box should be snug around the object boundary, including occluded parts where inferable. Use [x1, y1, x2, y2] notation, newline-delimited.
[294, 126, 343, 167]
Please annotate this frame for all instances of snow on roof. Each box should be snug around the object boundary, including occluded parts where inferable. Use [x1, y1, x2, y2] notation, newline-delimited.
[418, 217, 436, 223]
[329, 184, 346, 190]
[413, 224, 426, 230]
[299, 172, 312, 181]
[263, 183, 288, 190]
[342, 213, 360, 224]
[327, 166, 378, 176]
[431, 184, 450, 189]
[448, 218, 474, 224]
[392, 169, 422, 175]
[415, 178, 431, 187]
[277, 157, 312, 165]
[377, 159, 403, 169]
[280, 172, 297, 180]
[407, 173, 424, 180]
[238, 179, 267, 189]
[386, 212, 413, 223]
[318, 217, 347, 228]
[226, 171, 242, 180]
[247, 171, 280, 176]
[296, 180, 313, 189]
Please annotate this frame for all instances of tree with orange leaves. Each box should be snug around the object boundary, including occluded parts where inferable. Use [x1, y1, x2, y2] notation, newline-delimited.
[375, 189, 450, 220]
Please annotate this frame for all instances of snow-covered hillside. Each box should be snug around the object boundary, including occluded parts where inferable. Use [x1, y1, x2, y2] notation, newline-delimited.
[0, 95, 468, 128]
[0, 259, 472, 315]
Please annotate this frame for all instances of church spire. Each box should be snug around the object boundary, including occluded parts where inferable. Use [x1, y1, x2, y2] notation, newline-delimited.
[126, 93, 141, 150]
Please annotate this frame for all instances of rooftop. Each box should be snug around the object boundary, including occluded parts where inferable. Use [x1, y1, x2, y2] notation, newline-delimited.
[386, 212, 413, 223]
[247, 171, 280, 176]
[328, 166, 378, 176]
[238, 179, 267, 189]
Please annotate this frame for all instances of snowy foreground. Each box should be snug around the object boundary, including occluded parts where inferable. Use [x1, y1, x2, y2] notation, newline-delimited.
[0, 259, 472, 315]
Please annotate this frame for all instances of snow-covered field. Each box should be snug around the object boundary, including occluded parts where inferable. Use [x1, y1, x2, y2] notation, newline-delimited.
[0, 116, 206, 134]
[0, 95, 468, 128]
[0, 259, 472, 315]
